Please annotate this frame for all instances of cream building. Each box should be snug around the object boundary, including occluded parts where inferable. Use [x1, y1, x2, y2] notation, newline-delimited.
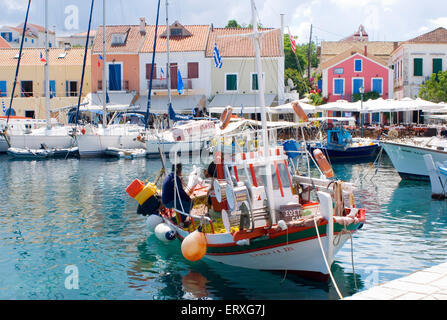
[0, 47, 91, 120]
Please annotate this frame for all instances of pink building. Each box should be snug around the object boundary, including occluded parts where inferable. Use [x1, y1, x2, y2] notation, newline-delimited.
[321, 49, 393, 102]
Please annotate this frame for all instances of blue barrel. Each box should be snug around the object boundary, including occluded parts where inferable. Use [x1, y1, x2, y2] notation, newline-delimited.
[282, 140, 301, 159]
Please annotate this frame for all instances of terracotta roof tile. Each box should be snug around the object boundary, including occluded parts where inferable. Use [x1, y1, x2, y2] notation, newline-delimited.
[92, 25, 146, 53]
[0, 36, 11, 48]
[140, 25, 210, 53]
[205, 28, 282, 57]
[0, 47, 90, 66]
[320, 47, 388, 70]
[405, 27, 447, 43]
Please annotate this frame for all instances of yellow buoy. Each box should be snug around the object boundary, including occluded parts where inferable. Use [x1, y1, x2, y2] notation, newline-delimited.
[181, 229, 207, 262]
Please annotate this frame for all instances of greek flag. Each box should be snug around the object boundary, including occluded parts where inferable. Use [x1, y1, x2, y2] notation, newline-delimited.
[213, 42, 222, 68]
[2, 100, 6, 115]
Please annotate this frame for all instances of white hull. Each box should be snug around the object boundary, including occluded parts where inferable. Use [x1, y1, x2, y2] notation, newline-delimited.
[8, 134, 75, 150]
[382, 140, 447, 179]
[0, 136, 8, 153]
[77, 133, 144, 157]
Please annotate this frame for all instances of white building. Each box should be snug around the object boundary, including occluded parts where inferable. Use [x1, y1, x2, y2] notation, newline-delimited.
[0, 23, 56, 48]
[390, 27, 447, 99]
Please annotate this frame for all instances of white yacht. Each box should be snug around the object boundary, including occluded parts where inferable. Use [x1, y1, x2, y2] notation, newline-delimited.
[382, 136, 447, 180]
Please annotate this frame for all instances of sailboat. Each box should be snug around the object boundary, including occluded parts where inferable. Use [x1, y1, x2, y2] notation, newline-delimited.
[76, 0, 147, 158]
[126, 0, 366, 284]
[6, 0, 77, 155]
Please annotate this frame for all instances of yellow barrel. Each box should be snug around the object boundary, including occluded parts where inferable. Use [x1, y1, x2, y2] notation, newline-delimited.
[134, 183, 158, 205]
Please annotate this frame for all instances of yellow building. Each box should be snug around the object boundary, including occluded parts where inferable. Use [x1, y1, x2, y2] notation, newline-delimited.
[0, 47, 91, 119]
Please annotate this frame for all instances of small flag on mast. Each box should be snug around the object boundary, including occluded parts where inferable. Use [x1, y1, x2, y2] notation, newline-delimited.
[98, 54, 103, 67]
[213, 42, 222, 68]
[160, 67, 164, 80]
[40, 52, 46, 63]
[177, 70, 184, 95]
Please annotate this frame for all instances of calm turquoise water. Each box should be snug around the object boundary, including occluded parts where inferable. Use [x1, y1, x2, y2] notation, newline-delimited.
[1, 153, 447, 300]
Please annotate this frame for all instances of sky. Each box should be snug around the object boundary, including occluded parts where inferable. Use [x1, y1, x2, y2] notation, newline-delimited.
[1, 0, 447, 44]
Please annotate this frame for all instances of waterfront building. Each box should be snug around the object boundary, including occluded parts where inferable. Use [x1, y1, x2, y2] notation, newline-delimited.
[0, 47, 91, 119]
[205, 26, 285, 119]
[389, 27, 447, 100]
[320, 49, 393, 102]
[56, 30, 97, 49]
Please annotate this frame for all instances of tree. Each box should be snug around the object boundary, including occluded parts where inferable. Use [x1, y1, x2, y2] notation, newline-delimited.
[225, 20, 241, 28]
[418, 71, 447, 103]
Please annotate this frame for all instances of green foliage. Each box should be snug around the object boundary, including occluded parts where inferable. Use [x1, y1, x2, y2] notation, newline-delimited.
[418, 71, 447, 103]
[225, 20, 241, 28]
[352, 91, 381, 102]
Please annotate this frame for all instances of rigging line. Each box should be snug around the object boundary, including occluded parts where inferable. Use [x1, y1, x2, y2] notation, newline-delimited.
[75, 0, 95, 125]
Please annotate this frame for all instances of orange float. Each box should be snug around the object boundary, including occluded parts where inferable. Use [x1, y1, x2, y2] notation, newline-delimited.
[219, 106, 232, 130]
[313, 149, 334, 179]
[181, 229, 207, 261]
[292, 102, 308, 122]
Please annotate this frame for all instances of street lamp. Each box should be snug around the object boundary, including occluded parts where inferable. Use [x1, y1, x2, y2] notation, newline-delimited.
[359, 86, 364, 138]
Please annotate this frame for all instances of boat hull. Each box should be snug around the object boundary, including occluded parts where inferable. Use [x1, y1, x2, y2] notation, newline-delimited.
[146, 139, 205, 158]
[8, 134, 75, 150]
[382, 141, 447, 180]
[77, 134, 144, 157]
[171, 220, 361, 281]
[308, 144, 380, 160]
[0, 136, 8, 153]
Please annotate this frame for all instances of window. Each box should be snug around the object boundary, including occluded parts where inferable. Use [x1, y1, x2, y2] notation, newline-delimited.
[0, 81, 7, 97]
[354, 59, 363, 72]
[25, 110, 35, 119]
[111, 33, 127, 46]
[66, 81, 78, 97]
[49, 80, 56, 98]
[225, 74, 237, 91]
[353, 78, 364, 94]
[146, 63, 157, 80]
[414, 58, 423, 76]
[433, 58, 443, 76]
[187, 62, 199, 79]
[20, 81, 33, 97]
[333, 78, 344, 95]
[333, 68, 344, 75]
[372, 78, 383, 95]
[252, 73, 259, 91]
[170, 28, 182, 36]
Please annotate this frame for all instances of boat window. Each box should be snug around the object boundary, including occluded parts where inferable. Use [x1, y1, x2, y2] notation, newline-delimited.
[254, 165, 280, 190]
[276, 162, 291, 189]
[331, 132, 338, 143]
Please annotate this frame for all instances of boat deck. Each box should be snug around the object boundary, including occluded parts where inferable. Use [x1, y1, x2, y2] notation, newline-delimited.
[345, 262, 447, 300]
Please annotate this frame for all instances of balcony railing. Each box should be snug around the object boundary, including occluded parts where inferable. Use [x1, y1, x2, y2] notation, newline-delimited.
[98, 80, 130, 92]
[148, 78, 194, 90]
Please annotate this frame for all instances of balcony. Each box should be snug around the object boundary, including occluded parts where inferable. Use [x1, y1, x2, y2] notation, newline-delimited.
[98, 80, 130, 92]
[148, 78, 194, 91]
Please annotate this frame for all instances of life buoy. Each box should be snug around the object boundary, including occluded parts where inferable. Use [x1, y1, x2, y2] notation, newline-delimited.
[220, 106, 232, 130]
[292, 102, 308, 122]
[313, 149, 334, 179]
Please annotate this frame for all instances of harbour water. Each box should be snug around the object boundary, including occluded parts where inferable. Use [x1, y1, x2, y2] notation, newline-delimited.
[1, 153, 447, 300]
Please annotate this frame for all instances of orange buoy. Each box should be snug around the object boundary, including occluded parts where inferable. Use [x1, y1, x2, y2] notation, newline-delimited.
[126, 179, 145, 198]
[220, 106, 232, 130]
[313, 149, 334, 179]
[181, 229, 207, 261]
[292, 102, 308, 122]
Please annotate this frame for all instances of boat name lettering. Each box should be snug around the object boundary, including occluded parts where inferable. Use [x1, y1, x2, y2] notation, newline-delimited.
[250, 247, 294, 257]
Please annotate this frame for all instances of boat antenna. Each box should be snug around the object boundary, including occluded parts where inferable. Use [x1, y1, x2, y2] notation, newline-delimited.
[5, 0, 32, 129]
[102, 0, 107, 128]
[75, 0, 95, 125]
[145, 0, 161, 130]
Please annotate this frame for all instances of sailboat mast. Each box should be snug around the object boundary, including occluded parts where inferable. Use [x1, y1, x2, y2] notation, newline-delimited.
[102, 0, 107, 128]
[44, 0, 50, 130]
[166, 0, 171, 108]
[251, 0, 276, 223]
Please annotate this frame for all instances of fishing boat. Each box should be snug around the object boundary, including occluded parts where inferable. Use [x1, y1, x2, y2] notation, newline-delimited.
[306, 118, 380, 161]
[382, 136, 447, 180]
[125, 0, 366, 285]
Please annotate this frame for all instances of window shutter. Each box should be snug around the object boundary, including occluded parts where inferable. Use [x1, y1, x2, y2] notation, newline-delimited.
[414, 58, 423, 76]
[252, 74, 259, 90]
[433, 58, 442, 76]
[187, 62, 199, 79]
[146, 64, 157, 79]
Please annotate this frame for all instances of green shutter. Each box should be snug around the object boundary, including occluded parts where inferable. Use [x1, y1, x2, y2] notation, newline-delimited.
[414, 58, 423, 76]
[433, 58, 443, 75]
[252, 74, 259, 90]
[226, 74, 237, 91]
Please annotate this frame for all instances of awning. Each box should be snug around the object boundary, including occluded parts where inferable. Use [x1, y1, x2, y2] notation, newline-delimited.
[83, 92, 136, 107]
[133, 95, 205, 114]
[208, 94, 276, 109]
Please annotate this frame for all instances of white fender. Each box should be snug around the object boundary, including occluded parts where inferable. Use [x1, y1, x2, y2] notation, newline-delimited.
[155, 223, 176, 242]
[317, 191, 334, 266]
[146, 214, 164, 232]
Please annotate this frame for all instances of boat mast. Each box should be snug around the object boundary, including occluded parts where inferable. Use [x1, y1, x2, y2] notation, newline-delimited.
[251, 0, 276, 223]
[166, 0, 172, 111]
[102, 0, 107, 128]
[44, 0, 50, 130]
